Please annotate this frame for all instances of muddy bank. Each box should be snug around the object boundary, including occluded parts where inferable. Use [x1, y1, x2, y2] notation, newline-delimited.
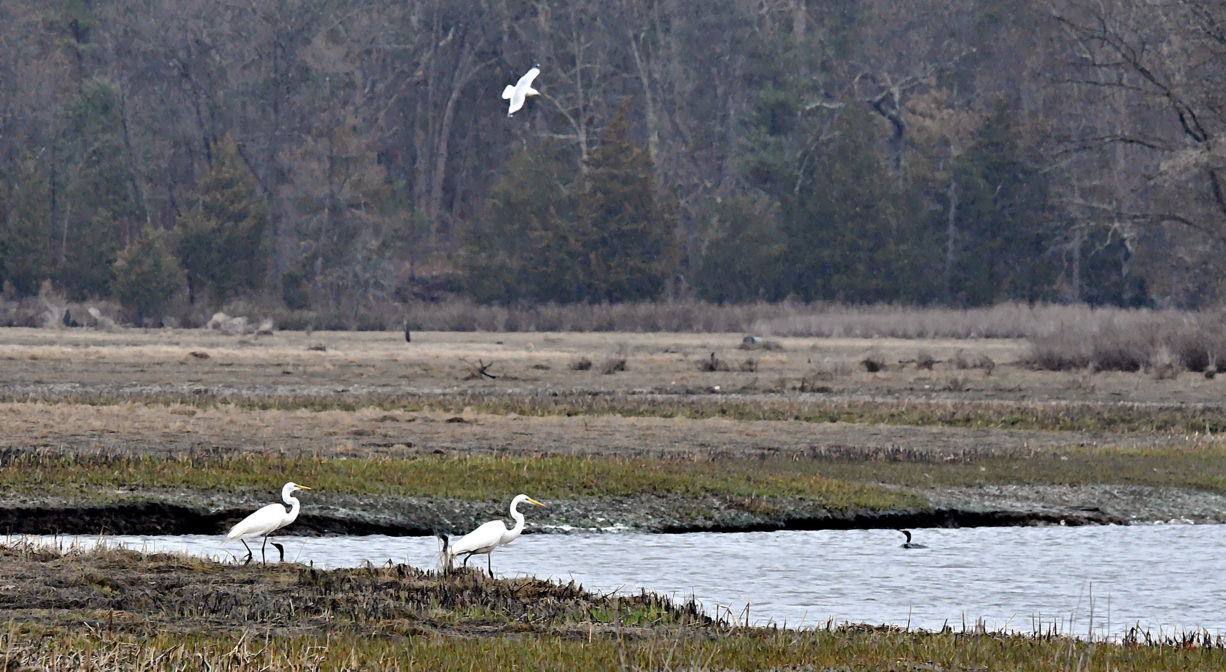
[0, 486, 1180, 538]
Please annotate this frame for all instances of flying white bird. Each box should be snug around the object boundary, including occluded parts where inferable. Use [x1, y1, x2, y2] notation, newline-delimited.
[439, 494, 546, 576]
[502, 65, 540, 117]
[227, 481, 311, 564]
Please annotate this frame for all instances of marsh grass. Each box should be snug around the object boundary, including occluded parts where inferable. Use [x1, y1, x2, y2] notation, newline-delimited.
[5, 443, 1226, 510]
[0, 543, 720, 667]
[363, 299, 1075, 336]
[7, 619, 1226, 671]
[1026, 309, 1226, 373]
[0, 451, 923, 511]
[402, 300, 1208, 343]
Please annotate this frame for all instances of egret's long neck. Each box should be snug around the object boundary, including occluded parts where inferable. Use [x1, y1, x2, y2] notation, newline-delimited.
[507, 500, 527, 537]
[284, 493, 301, 526]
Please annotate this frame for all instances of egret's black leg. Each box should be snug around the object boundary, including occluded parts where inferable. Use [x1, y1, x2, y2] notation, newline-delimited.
[272, 541, 285, 562]
[487, 554, 493, 578]
[260, 536, 269, 564]
[240, 539, 254, 565]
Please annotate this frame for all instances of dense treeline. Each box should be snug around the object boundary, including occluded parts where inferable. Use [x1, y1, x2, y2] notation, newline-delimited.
[0, 1, 1224, 325]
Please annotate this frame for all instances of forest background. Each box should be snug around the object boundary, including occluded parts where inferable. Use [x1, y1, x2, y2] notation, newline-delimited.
[1, 0, 1223, 328]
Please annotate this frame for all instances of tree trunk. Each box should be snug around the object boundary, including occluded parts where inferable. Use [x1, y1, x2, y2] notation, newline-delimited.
[943, 175, 958, 300]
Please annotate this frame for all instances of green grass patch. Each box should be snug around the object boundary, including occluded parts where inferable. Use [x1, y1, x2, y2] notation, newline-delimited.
[9, 625, 1226, 671]
[0, 452, 922, 512]
[811, 444, 1226, 494]
[6, 443, 1226, 509]
[5, 444, 1226, 513]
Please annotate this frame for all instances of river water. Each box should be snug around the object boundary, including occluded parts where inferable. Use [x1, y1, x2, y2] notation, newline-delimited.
[33, 523, 1226, 640]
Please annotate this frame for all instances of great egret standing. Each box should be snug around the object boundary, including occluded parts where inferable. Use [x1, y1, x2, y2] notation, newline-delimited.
[898, 529, 927, 549]
[439, 494, 546, 576]
[227, 482, 311, 564]
[502, 65, 540, 117]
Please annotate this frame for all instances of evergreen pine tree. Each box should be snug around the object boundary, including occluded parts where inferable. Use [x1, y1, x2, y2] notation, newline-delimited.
[693, 195, 788, 303]
[951, 97, 1055, 305]
[779, 108, 925, 303]
[175, 132, 270, 304]
[0, 159, 52, 296]
[114, 228, 187, 324]
[574, 99, 679, 303]
[289, 114, 402, 316]
[462, 138, 580, 304]
[55, 77, 139, 299]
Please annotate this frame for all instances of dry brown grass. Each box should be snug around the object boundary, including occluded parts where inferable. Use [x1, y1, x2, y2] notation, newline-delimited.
[1025, 309, 1226, 373]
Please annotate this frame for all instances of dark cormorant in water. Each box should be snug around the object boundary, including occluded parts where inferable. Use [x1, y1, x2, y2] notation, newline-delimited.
[898, 529, 927, 549]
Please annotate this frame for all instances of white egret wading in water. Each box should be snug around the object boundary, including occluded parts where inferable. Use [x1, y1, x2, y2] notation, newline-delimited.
[898, 529, 927, 549]
[227, 482, 311, 564]
[439, 494, 546, 576]
[502, 65, 540, 116]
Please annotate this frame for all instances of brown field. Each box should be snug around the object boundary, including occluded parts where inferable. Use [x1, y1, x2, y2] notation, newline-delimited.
[1, 326, 1226, 533]
[2, 325, 1217, 402]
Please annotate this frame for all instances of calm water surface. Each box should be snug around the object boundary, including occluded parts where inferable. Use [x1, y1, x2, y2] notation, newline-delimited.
[35, 524, 1226, 639]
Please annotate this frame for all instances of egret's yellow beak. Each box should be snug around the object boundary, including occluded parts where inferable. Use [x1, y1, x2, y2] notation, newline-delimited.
[528, 497, 546, 508]
[298, 485, 312, 491]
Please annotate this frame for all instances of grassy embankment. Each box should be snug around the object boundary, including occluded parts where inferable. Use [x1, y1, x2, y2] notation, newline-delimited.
[1, 543, 1224, 672]
[3, 444, 1226, 511]
[0, 450, 922, 512]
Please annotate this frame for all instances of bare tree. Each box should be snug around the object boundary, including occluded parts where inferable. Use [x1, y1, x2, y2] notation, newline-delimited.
[1051, 0, 1226, 300]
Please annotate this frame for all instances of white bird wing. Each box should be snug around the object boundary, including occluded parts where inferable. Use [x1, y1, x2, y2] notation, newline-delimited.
[450, 519, 508, 555]
[501, 84, 516, 100]
[516, 67, 540, 89]
[506, 93, 526, 115]
[227, 503, 288, 540]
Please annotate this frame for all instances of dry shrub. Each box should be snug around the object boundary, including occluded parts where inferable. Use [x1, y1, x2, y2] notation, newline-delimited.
[600, 358, 627, 374]
[973, 354, 995, 375]
[569, 357, 593, 371]
[739, 358, 757, 372]
[1026, 309, 1226, 373]
[861, 355, 886, 373]
[697, 352, 729, 372]
[949, 350, 994, 374]
[750, 301, 1080, 338]
[916, 350, 937, 370]
[1150, 345, 1181, 380]
[360, 299, 1179, 337]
